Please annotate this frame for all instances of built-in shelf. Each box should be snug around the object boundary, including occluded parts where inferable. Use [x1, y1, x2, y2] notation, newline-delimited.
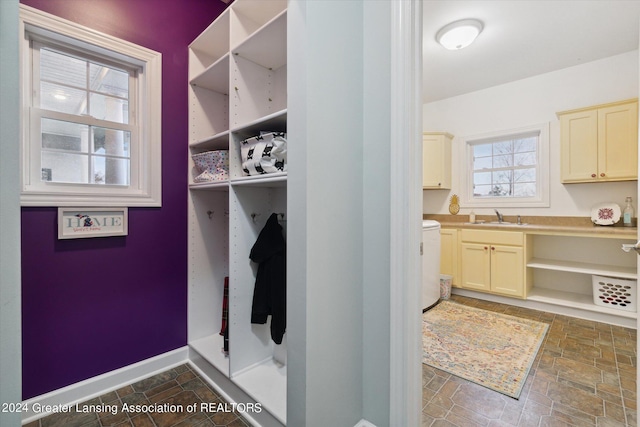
[190, 54, 230, 94]
[189, 334, 229, 376]
[231, 109, 287, 136]
[232, 358, 286, 425]
[230, 172, 287, 187]
[190, 131, 230, 151]
[232, 11, 287, 70]
[526, 287, 637, 319]
[189, 181, 229, 191]
[527, 257, 637, 279]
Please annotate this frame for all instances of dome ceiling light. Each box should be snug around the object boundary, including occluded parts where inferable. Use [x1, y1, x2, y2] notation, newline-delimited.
[436, 19, 484, 50]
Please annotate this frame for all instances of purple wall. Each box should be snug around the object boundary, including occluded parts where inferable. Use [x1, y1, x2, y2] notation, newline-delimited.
[20, 0, 228, 400]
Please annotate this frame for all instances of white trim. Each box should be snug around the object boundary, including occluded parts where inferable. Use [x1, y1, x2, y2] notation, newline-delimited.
[21, 347, 188, 425]
[18, 4, 162, 207]
[460, 122, 550, 208]
[389, 0, 422, 426]
[354, 420, 377, 427]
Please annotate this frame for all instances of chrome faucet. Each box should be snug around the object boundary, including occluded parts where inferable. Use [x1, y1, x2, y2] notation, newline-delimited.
[494, 209, 504, 223]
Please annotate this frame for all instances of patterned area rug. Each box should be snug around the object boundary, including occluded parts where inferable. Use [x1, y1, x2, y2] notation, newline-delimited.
[422, 300, 549, 399]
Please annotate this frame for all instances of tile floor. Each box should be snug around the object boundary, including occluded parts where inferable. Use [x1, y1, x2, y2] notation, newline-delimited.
[27, 294, 638, 427]
[25, 364, 250, 427]
[423, 294, 637, 427]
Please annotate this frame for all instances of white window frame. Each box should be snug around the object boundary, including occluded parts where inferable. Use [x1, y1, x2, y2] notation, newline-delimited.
[460, 123, 550, 208]
[19, 5, 162, 207]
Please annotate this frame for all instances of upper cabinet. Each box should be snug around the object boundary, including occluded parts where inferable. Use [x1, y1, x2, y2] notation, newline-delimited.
[558, 99, 638, 183]
[423, 132, 452, 189]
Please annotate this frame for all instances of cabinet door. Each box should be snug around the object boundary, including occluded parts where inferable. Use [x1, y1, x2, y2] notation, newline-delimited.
[440, 228, 458, 287]
[422, 133, 451, 189]
[490, 244, 524, 297]
[460, 242, 490, 291]
[598, 101, 638, 181]
[560, 109, 599, 183]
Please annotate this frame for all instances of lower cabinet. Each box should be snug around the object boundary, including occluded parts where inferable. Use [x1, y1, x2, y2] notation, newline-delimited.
[440, 228, 458, 287]
[459, 229, 526, 298]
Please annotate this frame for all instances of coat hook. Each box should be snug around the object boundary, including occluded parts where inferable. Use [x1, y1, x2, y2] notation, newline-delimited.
[207, 210, 214, 219]
[251, 213, 260, 223]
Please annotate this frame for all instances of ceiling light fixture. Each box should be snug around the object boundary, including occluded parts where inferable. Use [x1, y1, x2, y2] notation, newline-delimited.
[436, 19, 483, 50]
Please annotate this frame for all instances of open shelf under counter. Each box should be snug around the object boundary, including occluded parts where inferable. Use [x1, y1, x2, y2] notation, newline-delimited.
[232, 10, 287, 70]
[526, 287, 637, 320]
[231, 358, 286, 425]
[189, 334, 230, 377]
[190, 54, 230, 94]
[527, 258, 637, 279]
[230, 172, 286, 188]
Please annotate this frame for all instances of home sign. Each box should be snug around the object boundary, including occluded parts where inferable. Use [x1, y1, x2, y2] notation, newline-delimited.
[58, 207, 128, 239]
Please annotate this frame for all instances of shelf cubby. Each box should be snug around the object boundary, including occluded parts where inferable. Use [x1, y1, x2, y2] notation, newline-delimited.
[189, 2, 288, 423]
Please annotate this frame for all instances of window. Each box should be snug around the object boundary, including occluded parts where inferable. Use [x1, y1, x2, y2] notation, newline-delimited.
[462, 124, 549, 208]
[19, 5, 162, 206]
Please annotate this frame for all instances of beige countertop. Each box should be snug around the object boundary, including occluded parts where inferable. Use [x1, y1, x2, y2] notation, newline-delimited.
[424, 214, 637, 238]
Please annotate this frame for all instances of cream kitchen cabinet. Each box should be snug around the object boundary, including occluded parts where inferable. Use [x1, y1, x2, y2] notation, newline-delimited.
[459, 229, 526, 298]
[558, 99, 638, 183]
[440, 228, 458, 287]
[422, 132, 452, 189]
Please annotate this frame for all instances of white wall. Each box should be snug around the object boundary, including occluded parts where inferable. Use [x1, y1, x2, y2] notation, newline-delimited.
[423, 50, 639, 217]
[0, 1, 22, 426]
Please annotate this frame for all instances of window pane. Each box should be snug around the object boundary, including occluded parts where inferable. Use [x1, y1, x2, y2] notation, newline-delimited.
[514, 182, 536, 197]
[493, 170, 512, 185]
[41, 118, 89, 152]
[473, 184, 493, 197]
[514, 168, 536, 182]
[90, 63, 129, 98]
[473, 156, 492, 170]
[514, 137, 537, 152]
[92, 127, 130, 157]
[473, 144, 492, 157]
[40, 48, 86, 88]
[40, 81, 87, 115]
[41, 151, 88, 183]
[473, 171, 491, 185]
[493, 141, 513, 154]
[514, 152, 536, 166]
[92, 156, 129, 185]
[493, 154, 513, 168]
[90, 93, 129, 124]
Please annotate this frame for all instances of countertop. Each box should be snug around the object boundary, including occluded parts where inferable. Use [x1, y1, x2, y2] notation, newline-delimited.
[423, 214, 637, 238]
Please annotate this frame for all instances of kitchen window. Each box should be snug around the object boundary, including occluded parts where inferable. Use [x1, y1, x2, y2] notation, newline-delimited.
[462, 124, 549, 208]
[19, 5, 162, 206]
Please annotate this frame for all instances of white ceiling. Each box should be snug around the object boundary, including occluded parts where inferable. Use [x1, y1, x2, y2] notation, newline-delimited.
[422, 0, 640, 103]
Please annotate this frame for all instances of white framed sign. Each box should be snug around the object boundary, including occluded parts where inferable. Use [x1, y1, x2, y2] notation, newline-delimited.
[58, 207, 128, 239]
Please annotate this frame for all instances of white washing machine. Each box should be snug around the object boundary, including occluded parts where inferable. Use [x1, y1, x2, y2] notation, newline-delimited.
[422, 220, 441, 310]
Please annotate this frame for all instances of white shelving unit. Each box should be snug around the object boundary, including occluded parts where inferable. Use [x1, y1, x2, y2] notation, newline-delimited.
[525, 233, 638, 321]
[187, 1, 288, 424]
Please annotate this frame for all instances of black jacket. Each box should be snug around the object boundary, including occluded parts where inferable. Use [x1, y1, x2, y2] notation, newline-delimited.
[250, 213, 286, 344]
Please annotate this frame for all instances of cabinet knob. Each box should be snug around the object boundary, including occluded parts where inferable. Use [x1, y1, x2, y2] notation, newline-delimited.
[591, 173, 597, 178]
[491, 246, 495, 250]
[484, 246, 488, 250]
[600, 173, 605, 177]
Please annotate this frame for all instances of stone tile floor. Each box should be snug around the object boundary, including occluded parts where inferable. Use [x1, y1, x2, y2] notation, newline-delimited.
[27, 294, 639, 427]
[423, 294, 637, 426]
[25, 364, 251, 427]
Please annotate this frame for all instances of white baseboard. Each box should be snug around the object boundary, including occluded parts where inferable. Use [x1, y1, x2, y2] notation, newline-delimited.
[21, 347, 189, 425]
[354, 420, 377, 427]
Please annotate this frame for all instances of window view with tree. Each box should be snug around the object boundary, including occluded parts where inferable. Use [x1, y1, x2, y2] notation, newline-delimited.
[471, 133, 538, 199]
